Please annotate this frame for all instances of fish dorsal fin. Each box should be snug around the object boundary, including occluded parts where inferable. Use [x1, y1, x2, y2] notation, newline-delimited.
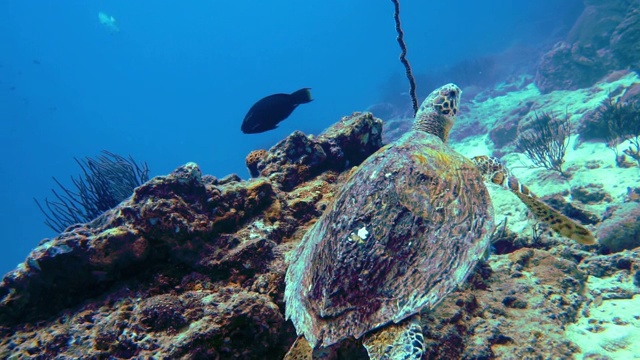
[471, 155, 596, 245]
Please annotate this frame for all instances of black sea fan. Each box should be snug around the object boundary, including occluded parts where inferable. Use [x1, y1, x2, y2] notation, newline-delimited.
[515, 111, 571, 175]
[598, 97, 640, 166]
[35, 151, 150, 233]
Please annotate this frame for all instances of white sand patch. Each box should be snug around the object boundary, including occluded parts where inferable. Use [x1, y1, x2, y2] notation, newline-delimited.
[451, 134, 493, 159]
[567, 295, 640, 359]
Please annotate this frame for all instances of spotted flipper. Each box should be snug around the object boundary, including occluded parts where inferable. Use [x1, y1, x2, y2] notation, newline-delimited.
[471, 156, 596, 245]
[283, 336, 334, 360]
[362, 315, 424, 360]
[284, 336, 312, 360]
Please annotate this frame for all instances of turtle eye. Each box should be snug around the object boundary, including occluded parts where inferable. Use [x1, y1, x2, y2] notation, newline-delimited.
[442, 109, 450, 115]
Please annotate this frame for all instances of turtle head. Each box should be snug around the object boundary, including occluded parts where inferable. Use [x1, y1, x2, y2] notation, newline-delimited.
[412, 83, 461, 143]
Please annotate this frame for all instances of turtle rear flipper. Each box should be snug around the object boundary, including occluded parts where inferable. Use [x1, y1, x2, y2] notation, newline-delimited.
[284, 336, 312, 360]
[471, 155, 596, 245]
[363, 315, 424, 360]
[284, 336, 334, 360]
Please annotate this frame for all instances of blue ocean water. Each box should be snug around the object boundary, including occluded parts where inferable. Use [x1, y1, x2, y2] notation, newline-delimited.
[0, 0, 581, 275]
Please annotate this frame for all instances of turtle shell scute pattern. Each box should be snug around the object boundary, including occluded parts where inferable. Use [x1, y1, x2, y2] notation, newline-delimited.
[284, 130, 494, 348]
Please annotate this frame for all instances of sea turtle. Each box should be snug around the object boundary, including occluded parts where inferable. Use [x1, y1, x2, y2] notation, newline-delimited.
[284, 83, 595, 359]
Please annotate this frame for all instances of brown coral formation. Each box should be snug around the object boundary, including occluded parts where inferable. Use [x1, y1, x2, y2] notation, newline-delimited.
[245, 112, 382, 191]
[246, 149, 268, 178]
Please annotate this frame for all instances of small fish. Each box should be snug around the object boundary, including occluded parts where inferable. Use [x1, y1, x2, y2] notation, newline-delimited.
[241, 88, 313, 134]
[98, 11, 120, 33]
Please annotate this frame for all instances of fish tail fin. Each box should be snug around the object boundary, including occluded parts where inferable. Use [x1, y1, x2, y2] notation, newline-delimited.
[471, 155, 596, 245]
[290, 88, 313, 104]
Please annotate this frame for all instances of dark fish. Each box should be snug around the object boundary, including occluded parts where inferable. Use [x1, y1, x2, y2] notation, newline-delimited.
[241, 88, 313, 134]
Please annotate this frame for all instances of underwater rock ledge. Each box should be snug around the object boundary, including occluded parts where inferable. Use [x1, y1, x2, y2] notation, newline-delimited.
[0, 113, 382, 358]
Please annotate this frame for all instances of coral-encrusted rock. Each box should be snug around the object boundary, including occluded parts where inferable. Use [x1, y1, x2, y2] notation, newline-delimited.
[421, 249, 586, 359]
[534, 0, 638, 94]
[534, 41, 614, 94]
[250, 112, 382, 191]
[4, 287, 290, 359]
[597, 202, 640, 252]
[246, 149, 268, 178]
[571, 184, 612, 204]
[578, 248, 640, 278]
[316, 112, 383, 169]
[620, 80, 640, 102]
[610, 6, 640, 68]
[0, 162, 278, 325]
[450, 119, 487, 143]
[255, 131, 328, 191]
[567, 0, 628, 48]
[489, 116, 519, 148]
[138, 294, 187, 332]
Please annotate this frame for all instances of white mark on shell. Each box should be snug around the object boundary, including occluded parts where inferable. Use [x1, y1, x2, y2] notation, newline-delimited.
[357, 226, 369, 240]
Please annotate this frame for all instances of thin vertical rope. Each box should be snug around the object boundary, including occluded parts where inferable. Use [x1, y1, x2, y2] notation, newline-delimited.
[391, 0, 418, 116]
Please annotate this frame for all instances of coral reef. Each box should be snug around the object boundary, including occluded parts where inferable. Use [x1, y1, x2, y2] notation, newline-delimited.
[535, 41, 613, 94]
[535, 0, 640, 93]
[2, 90, 640, 358]
[597, 202, 640, 252]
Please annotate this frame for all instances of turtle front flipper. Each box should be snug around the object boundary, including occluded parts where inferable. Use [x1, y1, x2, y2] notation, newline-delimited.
[362, 315, 424, 360]
[471, 156, 596, 245]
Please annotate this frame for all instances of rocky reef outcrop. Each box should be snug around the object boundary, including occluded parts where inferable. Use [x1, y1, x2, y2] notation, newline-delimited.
[535, 0, 640, 93]
[0, 113, 381, 359]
